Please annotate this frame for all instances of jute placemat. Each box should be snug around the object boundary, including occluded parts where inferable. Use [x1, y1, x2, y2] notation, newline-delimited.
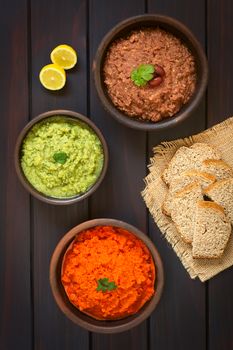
[142, 117, 233, 281]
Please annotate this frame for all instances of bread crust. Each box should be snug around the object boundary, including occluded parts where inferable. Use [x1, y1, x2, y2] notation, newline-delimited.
[183, 170, 216, 183]
[162, 143, 221, 186]
[197, 200, 225, 214]
[161, 195, 171, 217]
[160, 142, 232, 259]
[192, 200, 231, 259]
[174, 182, 200, 197]
[202, 159, 233, 169]
[162, 171, 215, 217]
[204, 178, 233, 194]
[193, 253, 223, 259]
[161, 171, 168, 185]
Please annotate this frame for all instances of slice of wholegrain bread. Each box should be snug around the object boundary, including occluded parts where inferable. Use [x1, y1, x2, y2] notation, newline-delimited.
[204, 178, 233, 225]
[162, 143, 221, 185]
[170, 182, 203, 243]
[192, 201, 231, 259]
[201, 159, 233, 181]
[162, 146, 190, 185]
[163, 170, 216, 216]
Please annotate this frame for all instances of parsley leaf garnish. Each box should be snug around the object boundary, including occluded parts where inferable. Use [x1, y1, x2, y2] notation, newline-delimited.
[131, 64, 155, 87]
[96, 278, 117, 292]
[53, 151, 68, 164]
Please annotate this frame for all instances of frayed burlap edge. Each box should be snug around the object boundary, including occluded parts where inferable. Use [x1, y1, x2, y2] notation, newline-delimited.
[142, 116, 233, 282]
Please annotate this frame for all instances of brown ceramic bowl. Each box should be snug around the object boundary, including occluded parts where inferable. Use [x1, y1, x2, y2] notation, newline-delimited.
[50, 218, 164, 333]
[93, 14, 208, 131]
[15, 110, 108, 205]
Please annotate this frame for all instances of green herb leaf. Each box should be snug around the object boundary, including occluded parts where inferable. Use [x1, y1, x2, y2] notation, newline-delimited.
[96, 278, 117, 293]
[53, 151, 68, 164]
[131, 64, 155, 87]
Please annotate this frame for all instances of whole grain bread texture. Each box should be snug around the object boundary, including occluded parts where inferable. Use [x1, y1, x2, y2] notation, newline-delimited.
[200, 159, 233, 181]
[204, 178, 233, 225]
[162, 143, 221, 185]
[192, 201, 231, 259]
[170, 182, 203, 243]
[163, 170, 216, 216]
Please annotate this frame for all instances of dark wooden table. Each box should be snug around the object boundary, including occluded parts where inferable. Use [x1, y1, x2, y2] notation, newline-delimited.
[1, 0, 233, 349]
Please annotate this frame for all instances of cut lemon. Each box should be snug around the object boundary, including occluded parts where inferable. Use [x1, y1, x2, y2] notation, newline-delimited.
[50, 44, 77, 70]
[39, 64, 66, 90]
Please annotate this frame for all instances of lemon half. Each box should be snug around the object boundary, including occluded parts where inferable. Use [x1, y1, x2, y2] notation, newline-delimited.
[39, 64, 66, 90]
[50, 44, 77, 70]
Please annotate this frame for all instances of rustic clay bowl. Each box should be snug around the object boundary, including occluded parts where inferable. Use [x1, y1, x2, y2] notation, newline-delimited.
[15, 110, 108, 205]
[50, 218, 164, 333]
[93, 14, 208, 131]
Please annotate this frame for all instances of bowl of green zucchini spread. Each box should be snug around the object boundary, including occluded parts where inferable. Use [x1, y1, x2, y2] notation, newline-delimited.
[15, 111, 108, 204]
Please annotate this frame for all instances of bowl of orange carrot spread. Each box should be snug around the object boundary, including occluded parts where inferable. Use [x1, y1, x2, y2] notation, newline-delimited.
[50, 219, 164, 333]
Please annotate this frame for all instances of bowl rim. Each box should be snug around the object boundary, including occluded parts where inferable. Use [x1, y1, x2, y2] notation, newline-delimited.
[93, 14, 208, 131]
[14, 110, 109, 205]
[49, 218, 164, 333]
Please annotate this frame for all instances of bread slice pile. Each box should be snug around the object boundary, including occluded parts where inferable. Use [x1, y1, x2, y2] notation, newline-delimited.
[162, 143, 233, 259]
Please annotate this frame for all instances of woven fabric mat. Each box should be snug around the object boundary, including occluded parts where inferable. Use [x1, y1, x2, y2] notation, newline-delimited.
[142, 117, 233, 282]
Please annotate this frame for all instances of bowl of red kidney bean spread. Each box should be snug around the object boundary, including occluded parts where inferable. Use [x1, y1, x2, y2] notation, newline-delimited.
[93, 15, 208, 131]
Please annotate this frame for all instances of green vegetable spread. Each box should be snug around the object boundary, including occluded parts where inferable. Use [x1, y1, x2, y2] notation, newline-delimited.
[21, 117, 104, 198]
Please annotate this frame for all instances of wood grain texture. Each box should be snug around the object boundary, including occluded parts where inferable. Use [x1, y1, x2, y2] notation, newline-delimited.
[207, 0, 233, 124]
[207, 1, 233, 349]
[89, 0, 148, 348]
[30, 0, 89, 349]
[0, 1, 31, 349]
[2, 0, 233, 348]
[147, 1, 206, 349]
[89, 0, 147, 228]
[147, 0, 206, 148]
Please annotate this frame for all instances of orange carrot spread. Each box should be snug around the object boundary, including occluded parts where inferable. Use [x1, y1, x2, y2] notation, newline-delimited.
[61, 226, 155, 320]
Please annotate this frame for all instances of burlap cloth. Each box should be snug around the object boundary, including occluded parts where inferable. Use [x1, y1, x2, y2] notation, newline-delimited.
[142, 117, 233, 282]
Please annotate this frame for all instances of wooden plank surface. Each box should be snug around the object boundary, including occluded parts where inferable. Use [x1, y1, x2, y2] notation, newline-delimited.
[2, 0, 233, 349]
[207, 1, 233, 349]
[89, 0, 148, 348]
[0, 1, 32, 349]
[147, 1, 206, 349]
[30, 0, 89, 349]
